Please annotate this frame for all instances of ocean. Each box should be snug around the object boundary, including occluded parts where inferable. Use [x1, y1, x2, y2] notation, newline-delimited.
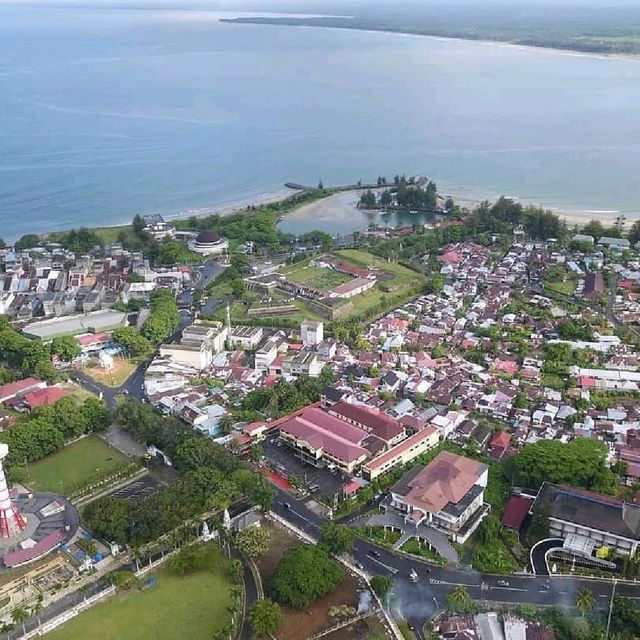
[1, 2, 640, 240]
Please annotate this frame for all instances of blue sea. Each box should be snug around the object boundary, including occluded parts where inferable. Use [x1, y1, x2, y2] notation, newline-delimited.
[1, 2, 640, 240]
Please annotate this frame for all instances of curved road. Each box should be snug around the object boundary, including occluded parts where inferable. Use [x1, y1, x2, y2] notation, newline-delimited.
[269, 487, 640, 632]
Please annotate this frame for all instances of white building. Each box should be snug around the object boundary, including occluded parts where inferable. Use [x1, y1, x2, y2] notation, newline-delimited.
[230, 326, 264, 350]
[188, 230, 229, 256]
[301, 320, 324, 346]
[159, 341, 212, 370]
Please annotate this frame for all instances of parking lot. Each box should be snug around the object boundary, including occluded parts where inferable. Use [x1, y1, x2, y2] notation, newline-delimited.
[110, 475, 164, 502]
[262, 438, 347, 497]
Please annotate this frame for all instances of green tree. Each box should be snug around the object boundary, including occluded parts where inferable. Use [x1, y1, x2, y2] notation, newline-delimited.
[628, 221, 640, 247]
[320, 523, 355, 555]
[248, 599, 283, 638]
[0, 237, 6, 249]
[50, 335, 81, 362]
[446, 585, 473, 613]
[370, 574, 392, 599]
[576, 588, 594, 617]
[15, 234, 40, 251]
[111, 327, 152, 356]
[268, 546, 344, 609]
[235, 526, 271, 557]
[82, 497, 131, 546]
[227, 558, 244, 583]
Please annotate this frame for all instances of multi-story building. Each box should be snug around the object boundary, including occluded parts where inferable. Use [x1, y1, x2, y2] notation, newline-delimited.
[389, 452, 489, 543]
[534, 483, 640, 557]
[301, 320, 324, 346]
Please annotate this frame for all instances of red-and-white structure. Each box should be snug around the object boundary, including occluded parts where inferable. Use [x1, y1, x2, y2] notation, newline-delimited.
[0, 444, 26, 539]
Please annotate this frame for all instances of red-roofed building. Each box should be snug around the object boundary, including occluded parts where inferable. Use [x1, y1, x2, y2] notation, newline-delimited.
[440, 251, 461, 264]
[23, 387, 68, 410]
[0, 378, 46, 405]
[278, 405, 370, 474]
[489, 431, 511, 460]
[76, 331, 112, 353]
[329, 401, 405, 445]
[501, 494, 534, 530]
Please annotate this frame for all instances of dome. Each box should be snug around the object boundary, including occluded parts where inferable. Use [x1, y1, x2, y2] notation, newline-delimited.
[196, 230, 221, 244]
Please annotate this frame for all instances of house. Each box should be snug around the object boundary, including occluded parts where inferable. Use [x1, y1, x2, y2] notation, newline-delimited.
[534, 483, 640, 556]
[229, 326, 263, 350]
[255, 335, 283, 372]
[281, 348, 322, 378]
[362, 426, 439, 481]
[0, 378, 47, 405]
[23, 387, 68, 410]
[389, 452, 490, 543]
[501, 494, 534, 531]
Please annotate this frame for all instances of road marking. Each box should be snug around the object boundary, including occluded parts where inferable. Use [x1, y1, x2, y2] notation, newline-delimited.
[290, 510, 309, 523]
[368, 557, 398, 574]
[491, 586, 528, 592]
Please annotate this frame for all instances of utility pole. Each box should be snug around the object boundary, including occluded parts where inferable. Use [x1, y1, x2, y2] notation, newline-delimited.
[605, 577, 617, 640]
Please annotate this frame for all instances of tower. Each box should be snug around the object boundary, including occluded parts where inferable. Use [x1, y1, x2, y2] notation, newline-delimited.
[0, 444, 26, 539]
[225, 302, 232, 350]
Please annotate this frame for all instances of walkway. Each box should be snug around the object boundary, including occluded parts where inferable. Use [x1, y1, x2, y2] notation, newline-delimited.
[364, 512, 459, 564]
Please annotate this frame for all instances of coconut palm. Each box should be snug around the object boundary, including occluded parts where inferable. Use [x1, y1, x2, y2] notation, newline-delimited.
[446, 585, 472, 613]
[576, 588, 595, 617]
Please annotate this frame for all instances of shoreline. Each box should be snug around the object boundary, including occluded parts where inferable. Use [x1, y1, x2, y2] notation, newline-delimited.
[221, 18, 640, 64]
[34, 181, 637, 243]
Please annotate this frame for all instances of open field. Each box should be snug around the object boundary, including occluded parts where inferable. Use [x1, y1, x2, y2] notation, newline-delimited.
[79, 356, 139, 387]
[282, 264, 351, 290]
[45, 544, 232, 640]
[27, 436, 130, 494]
[544, 280, 577, 296]
[335, 249, 420, 288]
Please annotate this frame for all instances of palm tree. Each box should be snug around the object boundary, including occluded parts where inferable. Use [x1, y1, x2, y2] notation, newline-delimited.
[576, 588, 595, 617]
[446, 585, 472, 613]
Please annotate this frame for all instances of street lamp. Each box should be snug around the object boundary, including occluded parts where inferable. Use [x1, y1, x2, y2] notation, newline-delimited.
[605, 577, 617, 640]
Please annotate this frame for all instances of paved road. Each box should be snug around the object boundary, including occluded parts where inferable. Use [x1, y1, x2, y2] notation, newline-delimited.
[269, 486, 640, 631]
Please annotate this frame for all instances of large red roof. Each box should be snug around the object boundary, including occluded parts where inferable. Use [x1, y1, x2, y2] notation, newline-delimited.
[501, 494, 534, 529]
[24, 387, 68, 409]
[0, 378, 44, 403]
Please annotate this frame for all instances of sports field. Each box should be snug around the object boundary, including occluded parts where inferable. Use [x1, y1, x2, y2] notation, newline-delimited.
[46, 545, 233, 640]
[27, 436, 130, 494]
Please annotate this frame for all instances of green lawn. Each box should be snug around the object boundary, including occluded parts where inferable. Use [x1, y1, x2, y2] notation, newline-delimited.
[27, 436, 130, 494]
[46, 545, 233, 640]
[282, 264, 351, 290]
[544, 280, 576, 296]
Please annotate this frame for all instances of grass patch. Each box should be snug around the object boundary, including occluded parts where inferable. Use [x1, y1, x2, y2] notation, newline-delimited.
[544, 280, 576, 296]
[27, 436, 130, 494]
[45, 544, 233, 640]
[282, 264, 351, 290]
[400, 539, 446, 565]
[356, 526, 402, 549]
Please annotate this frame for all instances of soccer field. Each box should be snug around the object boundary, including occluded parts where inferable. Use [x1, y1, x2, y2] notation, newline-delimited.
[27, 436, 130, 495]
[45, 545, 233, 640]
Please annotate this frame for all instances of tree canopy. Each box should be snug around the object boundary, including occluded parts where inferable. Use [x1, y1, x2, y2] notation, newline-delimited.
[319, 523, 355, 555]
[510, 438, 614, 492]
[268, 545, 344, 609]
[141, 289, 180, 343]
[248, 599, 282, 638]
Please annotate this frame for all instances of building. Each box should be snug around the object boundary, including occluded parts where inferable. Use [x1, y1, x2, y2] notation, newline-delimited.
[230, 326, 264, 349]
[583, 272, 605, 300]
[328, 400, 405, 445]
[255, 335, 283, 372]
[281, 347, 322, 378]
[362, 427, 439, 481]
[182, 322, 227, 354]
[22, 309, 127, 340]
[188, 230, 229, 256]
[330, 277, 376, 299]
[159, 341, 212, 370]
[599, 236, 630, 250]
[278, 406, 370, 474]
[301, 320, 324, 346]
[534, 483, 640, 557]
[0, 378, 46, 405]
[143, 214, 176, 240]
[389, 452, 489, 543]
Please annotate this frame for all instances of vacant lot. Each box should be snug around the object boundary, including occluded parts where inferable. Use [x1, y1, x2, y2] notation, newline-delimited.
[46, 544, 232, 640]
[257, 524, 363, 640]
[27, 436, 130, 494]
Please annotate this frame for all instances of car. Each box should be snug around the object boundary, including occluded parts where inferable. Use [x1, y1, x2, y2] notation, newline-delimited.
[367, 550, 381, 558]
[496, 580, 510, 587]
[355, 562, 364, 570]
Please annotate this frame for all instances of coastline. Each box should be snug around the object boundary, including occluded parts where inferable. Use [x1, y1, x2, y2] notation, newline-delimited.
[221, 18, 640, 64]
[38, 181, 636, 243]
